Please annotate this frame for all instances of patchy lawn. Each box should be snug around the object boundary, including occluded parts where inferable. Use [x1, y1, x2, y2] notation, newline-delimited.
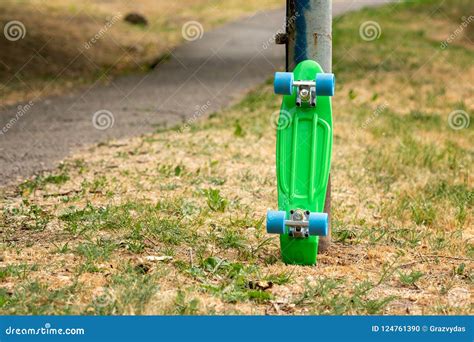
[0, 0, 472, 315]
[0, 0, 281, 105]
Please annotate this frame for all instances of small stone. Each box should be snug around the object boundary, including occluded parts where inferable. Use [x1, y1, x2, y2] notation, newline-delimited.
[124, 13, 148, 26]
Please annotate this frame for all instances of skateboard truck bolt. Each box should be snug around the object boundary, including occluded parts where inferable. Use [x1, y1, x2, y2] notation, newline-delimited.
[287, 209, 310, 238]
[294, 81, 316, 107]
[300, 88, 310, 101]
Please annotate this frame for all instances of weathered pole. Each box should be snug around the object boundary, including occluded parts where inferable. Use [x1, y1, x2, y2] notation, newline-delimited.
[286, 0, 332, 72]
[284, 0, 333, 251]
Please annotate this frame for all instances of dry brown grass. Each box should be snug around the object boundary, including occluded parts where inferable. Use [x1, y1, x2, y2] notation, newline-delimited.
[0, 0, 281, 106]
[0, 0, 472, 315]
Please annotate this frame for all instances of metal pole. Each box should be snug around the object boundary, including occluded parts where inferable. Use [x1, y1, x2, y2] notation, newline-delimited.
[286, 0, 332, 72]
[285, 0, 333, 251]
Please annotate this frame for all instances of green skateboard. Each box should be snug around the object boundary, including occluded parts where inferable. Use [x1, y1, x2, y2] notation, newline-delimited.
[267, 60, 335, 265]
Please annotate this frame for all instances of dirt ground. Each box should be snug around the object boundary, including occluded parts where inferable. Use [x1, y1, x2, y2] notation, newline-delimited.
[0, 0, 472, 315]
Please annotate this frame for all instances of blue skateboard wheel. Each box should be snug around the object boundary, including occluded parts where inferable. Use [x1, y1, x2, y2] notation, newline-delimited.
[308, 212, 328, 236]
[315, 73, 335, 96]
[274, 72, 294, 95]
[266, 210, 286, 234]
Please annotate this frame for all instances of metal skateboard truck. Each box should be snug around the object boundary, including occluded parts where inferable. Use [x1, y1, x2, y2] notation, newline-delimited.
[267, 209, 328, 238]
[274, 72, 335, 107]
[266, 60, 335, 265]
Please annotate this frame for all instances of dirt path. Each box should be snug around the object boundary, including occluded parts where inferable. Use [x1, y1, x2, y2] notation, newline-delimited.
[0, 1, 392, 186]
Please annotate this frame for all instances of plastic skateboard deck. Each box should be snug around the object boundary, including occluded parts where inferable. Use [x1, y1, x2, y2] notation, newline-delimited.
[270, 60, 333, 265]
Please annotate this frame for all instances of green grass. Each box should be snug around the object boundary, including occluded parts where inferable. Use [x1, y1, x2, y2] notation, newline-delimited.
[18, 171, 70, 195]
[203, 188, 229, 212]
[0, 0, 472, 315]
[398, 270, 424, 287]
[0, 281, 80, 315]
